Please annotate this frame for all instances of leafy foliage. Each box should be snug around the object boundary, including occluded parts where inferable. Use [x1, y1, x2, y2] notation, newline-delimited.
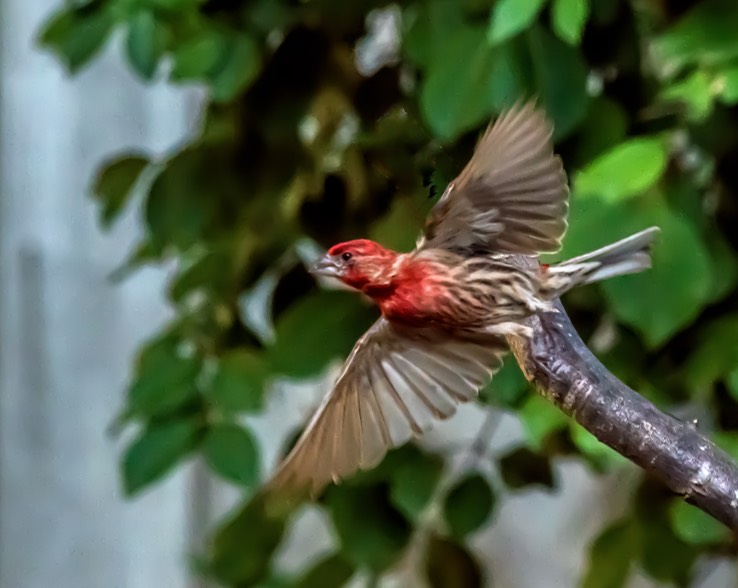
[41, 0, 738, 585]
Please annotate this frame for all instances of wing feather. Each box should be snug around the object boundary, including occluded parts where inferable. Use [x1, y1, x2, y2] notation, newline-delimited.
[421, 100, 569, 255]
[267, 318, 506, 499]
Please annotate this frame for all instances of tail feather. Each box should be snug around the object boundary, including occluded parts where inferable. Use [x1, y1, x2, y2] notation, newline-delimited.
[543, 226, 660, 296]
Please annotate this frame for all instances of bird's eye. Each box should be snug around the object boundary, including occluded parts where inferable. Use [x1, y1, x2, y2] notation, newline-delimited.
[341, 252, 353, 262]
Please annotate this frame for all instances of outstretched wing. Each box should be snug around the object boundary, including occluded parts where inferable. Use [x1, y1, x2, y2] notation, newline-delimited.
[421, 101, 569, 256]
[267, 318, 506, 498]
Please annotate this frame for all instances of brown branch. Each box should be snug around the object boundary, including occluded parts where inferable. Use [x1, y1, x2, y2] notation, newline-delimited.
[507, 299, 738, 530]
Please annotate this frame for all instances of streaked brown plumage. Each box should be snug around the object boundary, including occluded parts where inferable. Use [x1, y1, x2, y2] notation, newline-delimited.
[266, 101, 659, 499]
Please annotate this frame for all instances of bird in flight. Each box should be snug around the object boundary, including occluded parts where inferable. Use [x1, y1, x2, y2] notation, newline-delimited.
[266, 101, 659, 499]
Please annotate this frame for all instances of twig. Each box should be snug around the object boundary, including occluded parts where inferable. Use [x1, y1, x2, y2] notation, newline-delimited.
[507, 298, 738, 530]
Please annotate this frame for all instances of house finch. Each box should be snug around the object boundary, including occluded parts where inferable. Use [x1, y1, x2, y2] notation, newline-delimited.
[267, 101, 659, 499]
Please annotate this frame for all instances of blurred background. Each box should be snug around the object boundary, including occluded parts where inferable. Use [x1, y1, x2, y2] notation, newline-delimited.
[1, 0, 738, 587]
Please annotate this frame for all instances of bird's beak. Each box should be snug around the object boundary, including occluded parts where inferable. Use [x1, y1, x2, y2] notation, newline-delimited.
[309, 254, 341, 278]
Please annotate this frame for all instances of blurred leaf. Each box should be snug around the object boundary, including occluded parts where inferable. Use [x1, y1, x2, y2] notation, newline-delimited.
[210, 349, 269, 413]
[574, 98, 628, 164]
[717, 66, 738, 104]
[171, 29, 229, 81]
[127, 336, 201, 417]
[443, 473, 495, 539]
[209, 494, 286, 585]
[569, 424, 628, 471]
[668, 501, 730, 545]
[91, 154, 149, 228]
[498, 447, 555, 489]
[564, 196, 713, 347]
[575, 138, 667, 202]
[581, 519, 635, 588]
[268, 290, 375, 378]
[210, 33, 262, 102]
[421, 26, 526, 139]
[729, 370, 738, 401]
[327, 485, 412, 571]
[389, 447, 444, 521]
[123, 419, 200, 495]
[518, 394, 568, 450]
[203, 423, 260, 487]
[660, 70, 715, 122]
[39, 4, 114, 73]
[551, 0, 589, 45]
[425, 535, 483, 588]
[685, 315, 738, 390]
[126, 11, 168, 80]
[295, 553, 355, 588]
[403, 0, 465, 69]
[604, 200, 711, 347]
[487, 0, 546, 46]
[481, 359, 530, 409]
[638, 516, 698, 584]
[527, 25, 589, 139]
[145, 149, 217, 252]
[653, 0, 738, 76]
[713, 430, 738, 460]
[368, 196, 423, 252]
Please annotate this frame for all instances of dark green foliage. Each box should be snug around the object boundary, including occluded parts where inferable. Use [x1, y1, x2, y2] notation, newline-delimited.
[41, 0, 738, 584]
[443, 473, 496, 539]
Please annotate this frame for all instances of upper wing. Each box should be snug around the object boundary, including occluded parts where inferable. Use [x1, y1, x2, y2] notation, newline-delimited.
[420, 101, 569, 255]
[267, 318, 506, 499]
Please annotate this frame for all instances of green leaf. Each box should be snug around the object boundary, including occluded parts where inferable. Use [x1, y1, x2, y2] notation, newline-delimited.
[562, 195, 713, 347]
[145, 149, 217, 252]
[713, 430, 738, 460]
[638, 516, 698, 584]
[368, 197, 423, 252]
[527, 25, 589, 139]
[574, 97, 628, 164]
[327, 485, 412, 571]
[551, 0, 589, 45]
[203, 423, 260, 487]
[498, 447, 555, 489]
[481, 359, 530, 409]
[424, 535, 483, 588]
[295, 553, 355, 588]
[660, 70, 715, 122]
[575, 138, 667, 202]
[389, 447, 444, 521]
[717, 66, 738, 104]
[728, 370, 738, 401]
[518, 394, 568, 450]
[443, 473, 495, 539]
[569, 423, 628, 471]
[123, 419, 200, 495]
[209, 494, 286, 585]
[601, 199, 712, 347]
[209, 33, 262, 102]
[581, 519, 635, 588]
[668, 501, 730, 545]
[171, 30, 229, 81]
[653, 0, 738, 77]
[420, 26, 527, 139]
[487, 0, 546, 46]
[402, 0, 465, 69]
[210, 349, 269, 413]
[39, 5, 114, 74]
[268, 290, 375, 378]
[684, 315, 738, 389]
[91, 154, 149, 228]
[126, 11, 168, 80]
[127, 336, 201, 417]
